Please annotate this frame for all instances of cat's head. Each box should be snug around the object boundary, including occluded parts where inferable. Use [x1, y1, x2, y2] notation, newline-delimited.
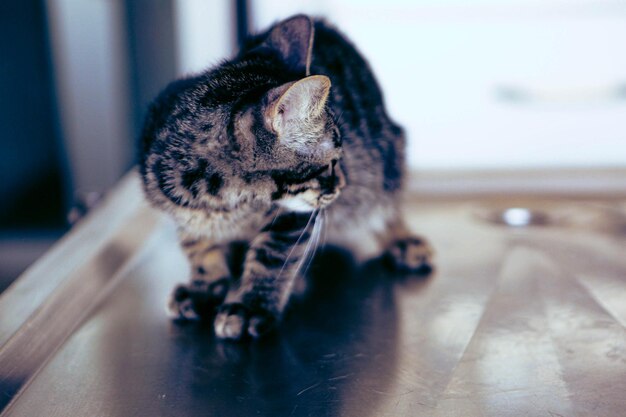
[141, 15, 343, 220]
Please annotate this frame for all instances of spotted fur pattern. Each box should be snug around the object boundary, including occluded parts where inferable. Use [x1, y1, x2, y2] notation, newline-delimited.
[139, 15, 433, 340]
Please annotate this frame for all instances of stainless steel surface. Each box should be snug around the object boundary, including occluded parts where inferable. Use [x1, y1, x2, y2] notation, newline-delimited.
[1, 174, 625, 416]
[0, 175, 148, 347]
[0, 175, 157, 411]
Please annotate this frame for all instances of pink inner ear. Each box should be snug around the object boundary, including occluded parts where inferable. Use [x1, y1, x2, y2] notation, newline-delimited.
[276, 76, 331, 123]
[277, 88, 307, 122]
[266, 76, 331, 134]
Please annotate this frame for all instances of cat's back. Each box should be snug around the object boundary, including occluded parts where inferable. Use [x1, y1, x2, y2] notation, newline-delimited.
[311, 21, 379, 93]
[306, 20, 408, 259]
[311, 20, 405, 193]
[311, 21, 393, 126]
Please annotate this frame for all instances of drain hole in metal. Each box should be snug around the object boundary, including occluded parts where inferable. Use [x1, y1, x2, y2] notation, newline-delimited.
[487, 207, 551, 227]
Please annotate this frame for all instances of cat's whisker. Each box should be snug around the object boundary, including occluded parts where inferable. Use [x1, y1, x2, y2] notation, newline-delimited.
[301, 212, 323, 278]
[319, 211, 327, 248]
[334, 110, 346, 128]
[294, 210, 322, 278]
[268, 205, 285, 229]
[294, 227, 315, 280]
[276, 209, 318, 282]
[300, 218, 319, 271]
[321, 210, 329, 249]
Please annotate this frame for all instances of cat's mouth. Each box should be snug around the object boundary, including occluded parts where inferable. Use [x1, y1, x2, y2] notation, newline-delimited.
[276, 159, 345, 212]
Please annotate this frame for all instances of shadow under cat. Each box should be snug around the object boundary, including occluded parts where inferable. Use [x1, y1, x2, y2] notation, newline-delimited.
[157, 249, 431, 417]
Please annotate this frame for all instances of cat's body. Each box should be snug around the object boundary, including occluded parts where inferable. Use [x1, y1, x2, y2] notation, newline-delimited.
[140, 15, 432, 340]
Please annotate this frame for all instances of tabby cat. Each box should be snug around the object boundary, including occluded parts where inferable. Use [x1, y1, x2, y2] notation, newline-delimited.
[139, 15, 433, 340]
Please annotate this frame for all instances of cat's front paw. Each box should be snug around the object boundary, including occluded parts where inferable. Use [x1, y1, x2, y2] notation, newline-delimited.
[167, 278, 229, 320]
[214, 303, 277, 341]
[386, 236, 434, 275]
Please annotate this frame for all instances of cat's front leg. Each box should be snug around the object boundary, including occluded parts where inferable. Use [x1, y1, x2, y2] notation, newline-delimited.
[168, 233, 231, 320]
[214, 211, 317, 340]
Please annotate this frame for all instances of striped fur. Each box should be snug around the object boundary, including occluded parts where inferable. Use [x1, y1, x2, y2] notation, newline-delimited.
[139, 15, 433, 340]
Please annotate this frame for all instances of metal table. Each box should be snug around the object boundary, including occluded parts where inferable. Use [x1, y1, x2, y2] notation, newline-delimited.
[1, 173, 625, 416]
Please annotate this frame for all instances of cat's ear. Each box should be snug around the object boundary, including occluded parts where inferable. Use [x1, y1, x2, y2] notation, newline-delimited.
[262, 14, 314, 75]
[266, 75, 331, 134]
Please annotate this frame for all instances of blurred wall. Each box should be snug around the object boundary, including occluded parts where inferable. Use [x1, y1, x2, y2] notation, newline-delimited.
[44, 0, 236, 197]
[0, 1, 67, 229]
[46, 0, 132, 196]
[173, 0, 235, 76]
[126, 0, 178, 140]
[0, 0, 68, 290]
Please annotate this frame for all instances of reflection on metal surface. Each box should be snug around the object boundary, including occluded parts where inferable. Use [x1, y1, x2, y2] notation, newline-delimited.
[0, 174, 158, 414]
[501, 207, 547, 227]
[0, 173, 148, 349]
[1, 180, 625, 416]
[564, 203, 626, 237]
[480, 206, 552, 227]
[475, 200, 626, 236]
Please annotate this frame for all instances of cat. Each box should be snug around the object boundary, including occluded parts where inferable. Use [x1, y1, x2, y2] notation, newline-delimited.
[139, 15, 433, 340]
